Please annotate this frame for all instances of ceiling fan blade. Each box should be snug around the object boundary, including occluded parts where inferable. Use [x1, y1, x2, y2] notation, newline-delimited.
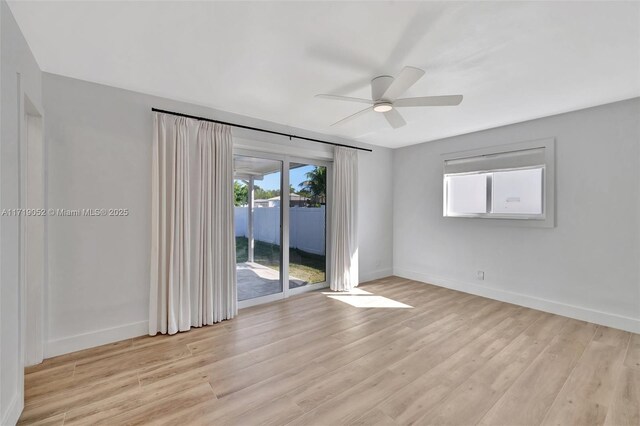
[315, 94, 373, 105]
[383, 109, 407, 129]
[382, 66, 425, 100]
[371, 76, 394, 101]
[331, 106, 374, 127]
[394, 95, 463, 107]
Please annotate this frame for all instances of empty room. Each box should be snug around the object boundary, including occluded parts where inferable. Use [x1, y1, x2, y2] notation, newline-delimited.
[1, 1, 639, 425]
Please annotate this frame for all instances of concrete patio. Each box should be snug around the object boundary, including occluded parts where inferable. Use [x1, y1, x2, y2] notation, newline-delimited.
[237, 262, 306, 301]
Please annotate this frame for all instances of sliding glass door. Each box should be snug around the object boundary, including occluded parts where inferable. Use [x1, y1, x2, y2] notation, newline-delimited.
[234, 151, 331, 307]
[288, 162, 327, 292]
[234, 155, 283, 303]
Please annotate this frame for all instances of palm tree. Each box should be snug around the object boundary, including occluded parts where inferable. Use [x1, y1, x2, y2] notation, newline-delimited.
[299, 166, 326, 206]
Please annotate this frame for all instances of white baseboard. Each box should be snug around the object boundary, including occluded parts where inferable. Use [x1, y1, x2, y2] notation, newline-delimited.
[360, 267, 393, 284]
[45, 320, 148, 358]
[394, 267, 640, 334]
[2, 391, 23, 426]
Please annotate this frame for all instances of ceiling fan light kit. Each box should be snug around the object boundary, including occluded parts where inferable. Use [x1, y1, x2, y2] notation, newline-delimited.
[373, 102, 393, 113]
[316, 66, 463, 129]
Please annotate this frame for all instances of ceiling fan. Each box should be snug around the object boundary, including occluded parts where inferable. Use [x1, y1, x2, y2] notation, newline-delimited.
[316, 66, 463, 129]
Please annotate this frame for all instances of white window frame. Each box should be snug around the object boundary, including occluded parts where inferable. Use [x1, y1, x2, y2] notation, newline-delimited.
[442, 138, 555, 228]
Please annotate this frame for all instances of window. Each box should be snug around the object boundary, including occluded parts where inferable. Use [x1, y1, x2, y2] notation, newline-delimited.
[446, 173, 489, 215]
[443, 139, 554, 224]
[491, 168, 543, 215]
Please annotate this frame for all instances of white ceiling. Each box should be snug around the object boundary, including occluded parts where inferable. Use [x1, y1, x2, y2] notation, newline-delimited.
[9, 1, 640, 148]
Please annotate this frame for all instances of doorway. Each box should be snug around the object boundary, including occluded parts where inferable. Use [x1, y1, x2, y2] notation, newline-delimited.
[22, 97, 45, 366]
[233, 151, 331, 308]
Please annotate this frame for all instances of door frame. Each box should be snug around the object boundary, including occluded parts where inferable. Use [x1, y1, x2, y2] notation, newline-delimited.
[234, 149, 331, 309]
[22, 98, 45, 366]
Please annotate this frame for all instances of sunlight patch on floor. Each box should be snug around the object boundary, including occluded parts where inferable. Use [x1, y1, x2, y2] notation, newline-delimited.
[323, 287, 413, 308]
[321, 288, 372, 296]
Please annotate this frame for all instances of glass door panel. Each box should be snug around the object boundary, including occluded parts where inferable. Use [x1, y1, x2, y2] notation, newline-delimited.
[233, 155, 283, 301]
[288, 162, 327, 289]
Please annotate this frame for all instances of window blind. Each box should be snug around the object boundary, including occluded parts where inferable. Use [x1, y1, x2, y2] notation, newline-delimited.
[444, 147, 546, 175]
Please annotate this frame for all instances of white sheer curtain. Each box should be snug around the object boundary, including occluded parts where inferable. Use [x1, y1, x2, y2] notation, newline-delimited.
[149, 113, 237, 336]
[330, 146, 359, 291]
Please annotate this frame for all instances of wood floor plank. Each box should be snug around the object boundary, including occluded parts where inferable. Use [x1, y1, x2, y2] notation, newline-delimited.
[379, 306, 543, 425]
[19, 371, 140, 424]
[288, 369, 410, 425]
[283, 313, 467, 415]
[137, 304, 372, 388]
[90, 382, 216, 426]
[63, 369, 211, 425]
[400, 293, 477, 330]
[624, 332, 640, 369]
[603, 366, 640, 426]
[218, 393, 305, 426]
[350, 313, 467, 370]
[18, 277, 639, 426]
[209, 334, 345, 397]
[541, 326, 630, 426]
[221, 299, 344, 337]
[152, 397, 219, 426]
[21, 413, 66, 426]
[415, 313, 567, 425]
[288, 361, 375, 412]
[478, 319, 597, 426]
[387, 301, 520, 381]
[164, 363, 330, 426]
[313, 324, 416, 368]
[186, 300, 364, 357]
[136, 347, 255, 387]
[24, 362, 76, 391]
[69, 343, 192, 387]
[24, 339, 133, 375]
[349, 408, 398, 426]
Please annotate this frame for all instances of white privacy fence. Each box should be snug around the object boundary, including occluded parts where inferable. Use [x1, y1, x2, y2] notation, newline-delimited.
[235, 206, 326, 255]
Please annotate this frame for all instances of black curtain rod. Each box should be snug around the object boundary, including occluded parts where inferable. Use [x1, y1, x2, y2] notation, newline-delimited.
[151, 108, 373, 152]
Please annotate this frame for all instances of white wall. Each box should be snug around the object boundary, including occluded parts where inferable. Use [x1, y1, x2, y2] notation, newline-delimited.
[0, 0, 43, 424]
[359, 142, 394, 282]
[42, 73, 394, 357]
[393, 98, 640, 333]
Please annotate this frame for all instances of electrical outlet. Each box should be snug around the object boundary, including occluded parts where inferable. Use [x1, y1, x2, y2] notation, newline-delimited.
[477, 271, 485, 280]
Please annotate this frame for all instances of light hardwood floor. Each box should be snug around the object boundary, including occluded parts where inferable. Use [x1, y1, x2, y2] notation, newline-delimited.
[19, 277, 640, 425]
